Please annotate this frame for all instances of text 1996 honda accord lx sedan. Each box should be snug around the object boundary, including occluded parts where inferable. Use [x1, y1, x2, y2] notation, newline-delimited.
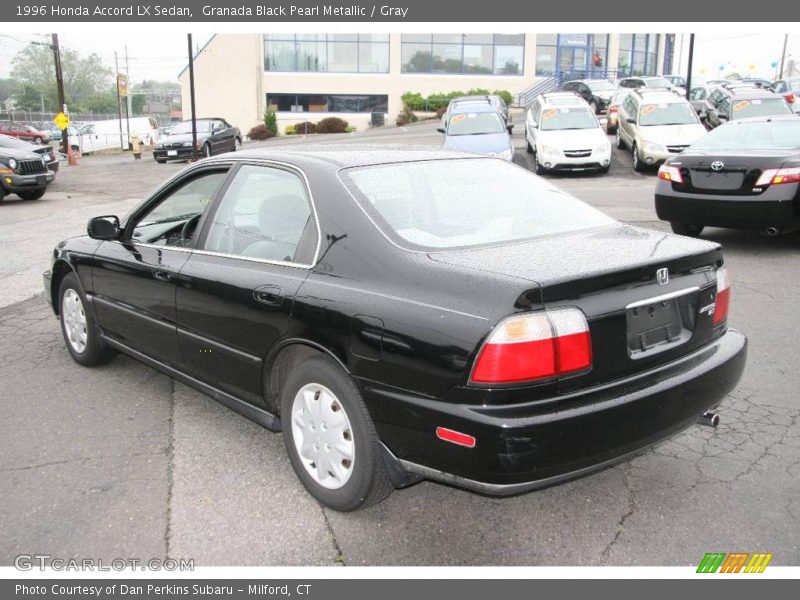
[43, 148, 747, 511]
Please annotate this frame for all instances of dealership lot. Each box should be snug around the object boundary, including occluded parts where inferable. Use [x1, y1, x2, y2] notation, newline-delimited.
[1, 120, 798, 565]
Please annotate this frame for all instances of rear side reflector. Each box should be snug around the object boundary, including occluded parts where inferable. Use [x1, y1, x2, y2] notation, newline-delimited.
[658, 164, 683, 183]
[470, 308, 591, 384]
[713, 266, 731, 325]
[436, 427, 476, 448]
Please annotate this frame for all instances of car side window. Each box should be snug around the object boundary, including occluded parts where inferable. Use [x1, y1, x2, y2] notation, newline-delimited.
[774, 81, 786, 93]
[130, 171, 228, 246]
[718, 97, 730, 117]
[690, 88, 706, 101]
[707, 90, 721, 108]
[202, 165, 317, 265]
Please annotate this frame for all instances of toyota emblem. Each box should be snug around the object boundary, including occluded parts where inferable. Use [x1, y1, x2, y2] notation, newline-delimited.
[711, 161, 725, 171]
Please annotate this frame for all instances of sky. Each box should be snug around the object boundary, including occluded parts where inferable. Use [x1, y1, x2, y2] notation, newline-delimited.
[1, 32, 799, 83]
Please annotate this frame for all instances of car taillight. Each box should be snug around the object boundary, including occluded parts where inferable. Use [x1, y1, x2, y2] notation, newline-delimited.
[470, 308, 591, 384]
[755, 167, 800, 186]
[658, 164, 683, 183]
[785, 93, 796, 104]
[609, 106, 618, 113]
[713, 267, 731, 325]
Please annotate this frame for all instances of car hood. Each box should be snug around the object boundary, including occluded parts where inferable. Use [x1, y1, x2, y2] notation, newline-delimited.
[428, 223, 721, 301]
[0, 146, 43, 161]
[444, 132, 511, 155]
[638, 123, 707, 145]
[538, 128, 608, 149]
[161, 132, 210, 144]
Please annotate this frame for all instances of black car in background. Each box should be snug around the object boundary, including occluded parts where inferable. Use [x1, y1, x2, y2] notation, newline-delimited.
[561, 79, 617, 114]
[702, 85, 792, 129]
[656, 115, 800, 238]
[0, 145, 53, 201]
[153, 118, 241, 162]
[0, 133, 59, 175]
[44, 148, 746, 511]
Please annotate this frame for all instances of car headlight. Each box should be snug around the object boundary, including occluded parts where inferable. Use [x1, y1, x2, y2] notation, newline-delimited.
[492, 148, 514, 160]
[7, 158, 17, 171]
[643, 141, 666, 154]
[541, 145, 560, 156]
[594, 143, 611, 154]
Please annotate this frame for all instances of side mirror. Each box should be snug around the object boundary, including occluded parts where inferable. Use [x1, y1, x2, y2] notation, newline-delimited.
[626, 116, 637, 124]
[506, 123, 515, 133]
[436, 126, 446, 133]
[529, 120, 538, 128]
[87, 215, 120, 240]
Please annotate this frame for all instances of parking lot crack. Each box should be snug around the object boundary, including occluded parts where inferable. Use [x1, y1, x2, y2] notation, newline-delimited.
[321, 507, 345, 566]
[600, 468, 636, 564]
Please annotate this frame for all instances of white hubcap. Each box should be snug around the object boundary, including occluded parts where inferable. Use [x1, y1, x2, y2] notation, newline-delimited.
[62, 289, 87, 353]
[291, 383, 355, 489]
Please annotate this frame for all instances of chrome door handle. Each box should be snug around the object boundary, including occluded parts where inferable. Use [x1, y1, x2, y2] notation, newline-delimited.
[254, 285, 283, 306]
[153, 269, 172, 282]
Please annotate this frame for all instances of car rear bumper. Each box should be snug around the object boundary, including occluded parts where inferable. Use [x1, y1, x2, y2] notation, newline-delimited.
[363, 329, 747, 494]
[655, 186, 800, 229]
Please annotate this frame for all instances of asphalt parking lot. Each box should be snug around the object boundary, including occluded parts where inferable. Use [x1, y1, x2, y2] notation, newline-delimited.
[1, 117, 798, 566]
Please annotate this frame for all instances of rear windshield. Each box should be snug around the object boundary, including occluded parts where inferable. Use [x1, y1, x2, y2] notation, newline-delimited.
[171, 121, 212, 134]
[690, 120, 800, 151]
[540, 107, 597, 130]
[645, 77, 673, 88]
[447, 112, 504, 136]
[588, 80, 615, 91]
[343, 158, 614, 251]
[638, 102, 698, 126]
[730, 97, 791, 119]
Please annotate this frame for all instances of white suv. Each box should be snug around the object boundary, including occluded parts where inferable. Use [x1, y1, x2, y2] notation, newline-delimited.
[525, 92, 612, 175]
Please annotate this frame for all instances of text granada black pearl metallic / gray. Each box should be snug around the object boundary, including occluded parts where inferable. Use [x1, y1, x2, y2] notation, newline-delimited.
[42, 147, 747, 511]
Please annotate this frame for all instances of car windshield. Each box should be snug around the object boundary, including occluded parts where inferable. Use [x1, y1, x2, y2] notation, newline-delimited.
[540, 107, 597, 131]
[588, 80, 616, 91]
[344, 159, 614, 250]
[171, 121, 212, 134]
[691, 120, 800, 151]
[447, 112, 505, 136]
[645, 78, 673, 88]
[730, 97, 791, 119]
[638, 102, 698, 126]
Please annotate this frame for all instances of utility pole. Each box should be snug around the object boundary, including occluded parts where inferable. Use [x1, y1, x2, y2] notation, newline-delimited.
[685, 34, 695, 102]
[779, 34, 789, 79]
[124, 45, 131, 141]
[187, 33, 198, 161]
[51, 34, 69, 157]
[114, 51, 124, 150]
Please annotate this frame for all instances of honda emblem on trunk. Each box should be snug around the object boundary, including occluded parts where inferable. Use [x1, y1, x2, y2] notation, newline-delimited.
[656, 268, 669, 285]
[711, 161, 725, 171]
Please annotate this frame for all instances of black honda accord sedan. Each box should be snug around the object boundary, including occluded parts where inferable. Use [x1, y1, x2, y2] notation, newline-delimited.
[656, 115, 800, 238]
[43, 148, 747, 511]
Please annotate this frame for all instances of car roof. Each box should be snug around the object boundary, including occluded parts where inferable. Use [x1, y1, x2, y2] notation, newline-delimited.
[725, 87, 782, 98]
[633, 89, 683, 102]
[219, 145, 481, 170]
[722, 114, 800, 125]
[538, 92, 588, 107]
[450, 102, 497, 114]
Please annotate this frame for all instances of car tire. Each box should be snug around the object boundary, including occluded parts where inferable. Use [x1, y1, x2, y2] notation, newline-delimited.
[33, 137, 42, 144]
[606, 123, 616, 135]
[525, 130, 533, 154]
[590, 101, 598, 114]
[280, 355, 393, 511]
[16, 188, 46, 200]
[670, 222, 704, 237]
[233, 137, 242, 152]
[203, 143, 212, 158]
[632, 144, 644, 172]
[598, 165, 610, 174]
[532, 151, 545, 175]
[58, 272, 114, 367]
[615, 127, 625, 149]
[156, 159, 167, 164]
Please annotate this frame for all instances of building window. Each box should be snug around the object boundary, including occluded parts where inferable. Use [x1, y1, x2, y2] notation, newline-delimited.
[264, 34, 389, 73]
[535, 33, 610, 76]
[534, 34, 558, 76]
[618, 34, 659, 76]
[266, 94, 389, 113]
[400, 34, 524, 75]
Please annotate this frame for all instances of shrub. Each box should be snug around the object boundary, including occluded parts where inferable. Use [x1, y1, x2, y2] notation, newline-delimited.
[248, 124, 275, 140]
[435, 106, 447, 119]
[493, 89, 514, 105]
[285, 125, 296, 135]
[401, 92, 425, 111]
[316, 117, 349, 134]
[396, 111, 419, 126]
[263, 108, 278, 135]
[293, 121, 317, 134]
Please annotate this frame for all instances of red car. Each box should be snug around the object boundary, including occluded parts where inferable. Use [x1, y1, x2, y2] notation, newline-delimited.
[0, 122, 50, 144]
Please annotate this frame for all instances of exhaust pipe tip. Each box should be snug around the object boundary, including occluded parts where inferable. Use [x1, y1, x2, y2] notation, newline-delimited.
[759, 226, 781, 238]
[699, 411, 720, 428]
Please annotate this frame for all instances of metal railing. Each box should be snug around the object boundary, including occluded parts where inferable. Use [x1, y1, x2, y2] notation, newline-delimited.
[517, 69, 620, 108]
[0, 110, 172, 128]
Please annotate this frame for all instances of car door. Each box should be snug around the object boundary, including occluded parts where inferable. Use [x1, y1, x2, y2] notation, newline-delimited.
[175, 162, 319, 406]
[578, 83, 592, 103]
[210, 120, 232, 154]
[90, 165, 230, 366]
[619, 95, 636, 144]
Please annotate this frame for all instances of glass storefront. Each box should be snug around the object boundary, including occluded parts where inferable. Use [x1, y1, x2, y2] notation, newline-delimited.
[264, 34, 390, 73]
[535, 34, 610, 76]
[400, 34, 525, 75]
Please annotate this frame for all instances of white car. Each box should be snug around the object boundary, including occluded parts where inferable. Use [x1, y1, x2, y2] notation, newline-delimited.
[525, 92, 612, 175]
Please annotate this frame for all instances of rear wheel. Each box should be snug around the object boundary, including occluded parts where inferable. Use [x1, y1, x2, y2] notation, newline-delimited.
[281, 355, 393, 511]
[58, 272, 114, 366]
[670, 222, 704, 237]
[17, 188, 46, 200]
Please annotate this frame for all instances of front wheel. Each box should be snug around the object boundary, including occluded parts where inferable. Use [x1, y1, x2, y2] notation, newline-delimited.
[203, 143, 212, 158]
[670, 222, 704, 237]
[281, 355, 393, 511]
[632, 144, 644, 172]
[33, 136, 43, 144]
[17, 188, 46, 200]
[233, 137, 242, 152]
[58, 273, 114, 366]
[532, 151, 545, 175]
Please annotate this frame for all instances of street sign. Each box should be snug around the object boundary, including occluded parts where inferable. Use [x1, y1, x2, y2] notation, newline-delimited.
[117, 73, 128, 97]
[53, 112, 70, 130]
